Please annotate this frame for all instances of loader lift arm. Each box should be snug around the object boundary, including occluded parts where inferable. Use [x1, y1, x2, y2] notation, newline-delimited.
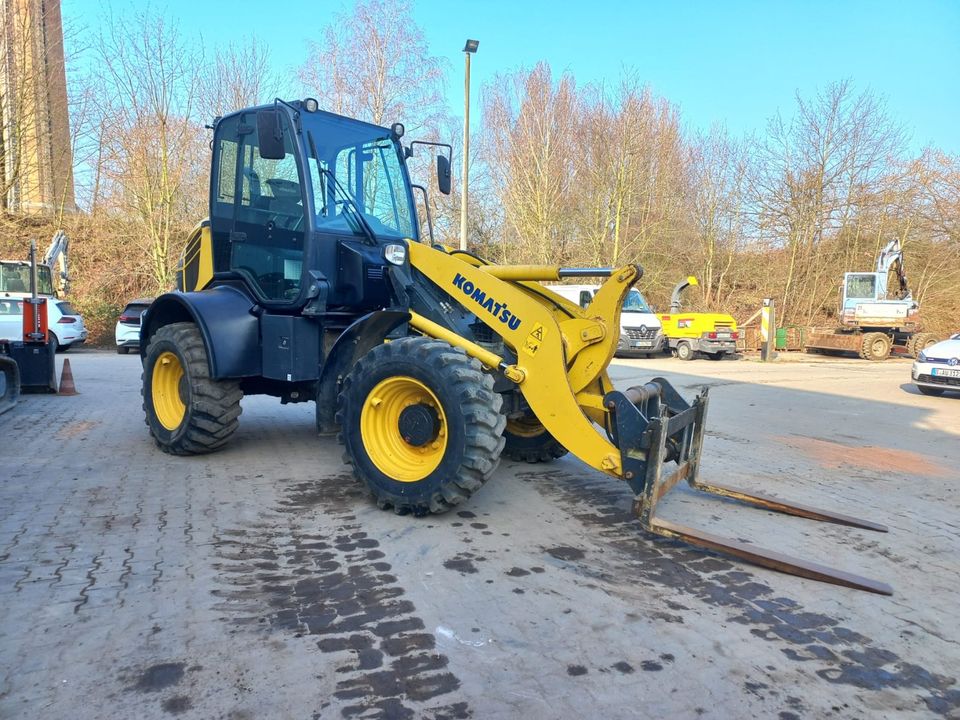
[406, 242, 892, 594]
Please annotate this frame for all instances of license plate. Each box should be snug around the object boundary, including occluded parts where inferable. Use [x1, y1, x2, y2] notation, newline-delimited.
[716, 334, 731, 340]
[632, 341, 653, 347]
[932, 368, 960, 378]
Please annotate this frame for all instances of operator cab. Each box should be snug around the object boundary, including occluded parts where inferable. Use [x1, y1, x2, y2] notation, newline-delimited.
[842, 273, 880, 309]
[1, 261, 55, 297]
[207, 99, 422, 312]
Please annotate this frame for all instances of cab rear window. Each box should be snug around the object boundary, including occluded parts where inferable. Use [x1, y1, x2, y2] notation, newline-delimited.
[123, 304, 149, 317]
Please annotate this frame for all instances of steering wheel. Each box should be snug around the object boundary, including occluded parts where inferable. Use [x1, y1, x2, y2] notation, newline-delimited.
[256, 272, 300, 299]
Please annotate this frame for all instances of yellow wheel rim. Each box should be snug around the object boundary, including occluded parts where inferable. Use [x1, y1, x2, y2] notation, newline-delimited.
[506, 415, 546, 438]
[360, 376, 447, 482]
[153, 351, 186, 431]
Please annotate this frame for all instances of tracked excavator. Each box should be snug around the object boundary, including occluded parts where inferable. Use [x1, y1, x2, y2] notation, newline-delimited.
[141, 99, 891, 594]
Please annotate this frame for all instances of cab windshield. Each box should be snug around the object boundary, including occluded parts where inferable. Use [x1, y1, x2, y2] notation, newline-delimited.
[845, 274, 877, 300]
[623, 289, 652, 313]
[304, 114, 417, 241]
[0, 262, 54, 295]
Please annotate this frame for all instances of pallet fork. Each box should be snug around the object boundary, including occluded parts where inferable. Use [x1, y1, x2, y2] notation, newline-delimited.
[606, 379, 892, 595]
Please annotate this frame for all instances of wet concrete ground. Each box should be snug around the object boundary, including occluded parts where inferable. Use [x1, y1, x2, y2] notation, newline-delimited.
[1, 350, 958, 719]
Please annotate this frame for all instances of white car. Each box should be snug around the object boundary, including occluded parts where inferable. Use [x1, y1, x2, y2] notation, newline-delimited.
[115, 298, 154, 354]
[549, 285, 665, 357]
[912, 333, 960, 397]
[0, 298, 22, 341]
[0, 296, 87, 351]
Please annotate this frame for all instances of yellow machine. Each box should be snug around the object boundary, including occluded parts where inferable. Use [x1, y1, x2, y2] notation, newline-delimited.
[143, 100, 889, 593]
[658, 277, 739, 360]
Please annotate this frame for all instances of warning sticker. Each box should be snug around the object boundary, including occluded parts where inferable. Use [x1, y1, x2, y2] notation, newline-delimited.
[523, 323, 545, 356]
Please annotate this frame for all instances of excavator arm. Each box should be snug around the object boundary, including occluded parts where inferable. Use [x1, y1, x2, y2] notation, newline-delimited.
[876, 239, 911, 301]
[42, 230, 70, 295]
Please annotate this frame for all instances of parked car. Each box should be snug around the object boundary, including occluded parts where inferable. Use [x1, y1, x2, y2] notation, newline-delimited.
[48, 299, 88, 352]
[115, 298, 154, 354]
[549, 285, 665, 357]
[911, 333, 960, 397]
[0, 296, 87, 351]
[0, 298, 22, 341]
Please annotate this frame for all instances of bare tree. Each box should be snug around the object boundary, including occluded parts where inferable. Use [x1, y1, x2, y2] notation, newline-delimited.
[198, 37, 276, 123]
[750, 80, 906, 323]
[297, 0, 447, 135]
[685, 124, 749, 308]
[92, 7, 205, 291]
[483, 63, 581, 265]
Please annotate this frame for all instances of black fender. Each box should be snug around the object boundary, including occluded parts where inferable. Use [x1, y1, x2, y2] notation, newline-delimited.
[140, 286, 261, 379]
[316, 309, 409, 434]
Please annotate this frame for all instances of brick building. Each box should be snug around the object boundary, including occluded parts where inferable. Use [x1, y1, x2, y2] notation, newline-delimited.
[0, 0, 75, 215]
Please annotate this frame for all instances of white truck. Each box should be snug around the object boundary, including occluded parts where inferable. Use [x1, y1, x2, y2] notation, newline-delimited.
[550, 284, 664, 357]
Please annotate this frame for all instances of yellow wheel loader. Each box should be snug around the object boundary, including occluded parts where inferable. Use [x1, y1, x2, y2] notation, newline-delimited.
[142, 99, 890, 594]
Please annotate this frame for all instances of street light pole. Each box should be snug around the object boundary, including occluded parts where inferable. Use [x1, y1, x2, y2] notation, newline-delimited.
[460, 39, 478, 252]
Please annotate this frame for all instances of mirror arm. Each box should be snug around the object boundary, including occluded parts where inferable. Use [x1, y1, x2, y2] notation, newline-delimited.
[412, 184, 434, 244]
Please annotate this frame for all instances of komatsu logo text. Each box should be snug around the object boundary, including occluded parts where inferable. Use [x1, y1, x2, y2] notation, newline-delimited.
[452, 273, 522, 331]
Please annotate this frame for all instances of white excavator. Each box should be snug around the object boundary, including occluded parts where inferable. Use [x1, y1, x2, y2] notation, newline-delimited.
[805, 239, 941, 360]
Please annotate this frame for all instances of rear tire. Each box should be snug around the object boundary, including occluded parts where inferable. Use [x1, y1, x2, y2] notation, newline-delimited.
[47, 331, 58, 354]
[676, 341, 695, 361]
[117, 346, 130, 355]
[142, 322, 243, 455]
[917, 384, 945, 397]
[503, 412, 568, 463]
[338, 337, 506, 515]
[859, 332, 892, 361]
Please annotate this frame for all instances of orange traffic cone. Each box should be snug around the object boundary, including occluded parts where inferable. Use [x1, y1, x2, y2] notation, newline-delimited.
[58, 358, 78, 395]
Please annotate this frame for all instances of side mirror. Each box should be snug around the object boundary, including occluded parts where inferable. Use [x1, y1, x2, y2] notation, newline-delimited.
[437, 154, 451, 195]
[257, 109, 285, 160]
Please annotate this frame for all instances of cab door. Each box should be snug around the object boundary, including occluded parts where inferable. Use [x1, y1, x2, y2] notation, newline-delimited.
[209, 110, 308, 304]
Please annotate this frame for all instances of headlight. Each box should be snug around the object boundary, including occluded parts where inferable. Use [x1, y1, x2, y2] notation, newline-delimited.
[384, 243, 406, 266]
[917, 351, 927, 363]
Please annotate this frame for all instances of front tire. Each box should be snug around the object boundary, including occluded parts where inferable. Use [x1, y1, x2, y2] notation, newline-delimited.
[338, 337, 506, 515]
[859, 332, 892, 361]
[142, 322, 243, 455]
[917, 384, 945, 397]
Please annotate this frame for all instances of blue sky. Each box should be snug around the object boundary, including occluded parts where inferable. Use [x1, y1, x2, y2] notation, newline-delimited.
[63, 0, 960, 154]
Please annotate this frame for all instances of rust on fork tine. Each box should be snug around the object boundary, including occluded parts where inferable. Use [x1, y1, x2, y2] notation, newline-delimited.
[649, 519, 894, 596]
